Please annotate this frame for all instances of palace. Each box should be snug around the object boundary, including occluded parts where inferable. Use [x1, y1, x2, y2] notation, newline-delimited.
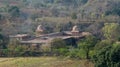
[9, 25, 91, 48]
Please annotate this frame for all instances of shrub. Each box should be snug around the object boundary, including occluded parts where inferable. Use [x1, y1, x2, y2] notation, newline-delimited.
[93, 44, 120, 67]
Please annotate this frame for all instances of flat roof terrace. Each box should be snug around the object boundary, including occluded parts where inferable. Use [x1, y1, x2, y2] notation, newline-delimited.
[20, 35, 84, 44]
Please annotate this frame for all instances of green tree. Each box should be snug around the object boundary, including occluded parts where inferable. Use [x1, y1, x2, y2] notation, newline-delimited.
[0, 32, 9, 56]
[102, 23, 120, 40]
[50, 38, 67, 56]
[78, 35, 97, 59]
[51, 38, 66, 50]
[8, 6, 20, 18]
[105, 1, 120, 16]
[0, 33, 8, 49]
[95, 40, 113, 50]
[93, 44, 120, 67]
[71, 13, 77, 19]
[8, 39, 20, 50]
[0, 14, 4, 20]
[80, 0, 88, 4]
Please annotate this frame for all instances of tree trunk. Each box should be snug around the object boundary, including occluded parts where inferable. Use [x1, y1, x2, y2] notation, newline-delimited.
[86, 48, 89, 59]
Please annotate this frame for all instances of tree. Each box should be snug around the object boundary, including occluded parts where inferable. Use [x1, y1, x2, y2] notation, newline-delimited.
[102, 23, 120, 40]
[105, 1, 120, 16]
[86, 22, 104, 39]
[50, 38, 67, 56]
[0, 33, 8, 49]
[51, 38, 66, 50]
[80, 0, 88, 4]
[66, 21, 74, 31]
[0, 32, 9, 56]
[8, 6, 20, 18]
[78, 35, 97, 59]
[0, 14, 4, 21]
[93, 44, 120, 67]
[71, 13, 77, 19]
[95, 40, 113, 50]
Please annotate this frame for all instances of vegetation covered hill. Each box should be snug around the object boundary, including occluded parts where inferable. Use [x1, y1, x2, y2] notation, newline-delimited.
[0, 0, 120, 35]
[0, 0, 120, 67]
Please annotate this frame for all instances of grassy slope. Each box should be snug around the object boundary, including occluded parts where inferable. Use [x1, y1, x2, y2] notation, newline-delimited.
[0, 57, 94, 67]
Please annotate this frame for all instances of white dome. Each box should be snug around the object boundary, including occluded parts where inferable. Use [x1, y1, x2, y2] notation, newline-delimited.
[71, 25, 79, 32]
[36, 25, 44, 32]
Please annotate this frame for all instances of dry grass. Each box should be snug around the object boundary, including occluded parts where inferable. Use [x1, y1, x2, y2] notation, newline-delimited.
[0, 57, 94, 67]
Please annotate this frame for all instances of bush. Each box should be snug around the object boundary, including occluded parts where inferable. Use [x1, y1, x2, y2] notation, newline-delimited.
[20, 51, 42, 57]
[1, 49, 10, 57]
[67, 48, 86, 59]
[92, 44, 120, 67]
[78, 35, 97, 59]
[51, 38, 66, 50]
[57, 48, 69, 56]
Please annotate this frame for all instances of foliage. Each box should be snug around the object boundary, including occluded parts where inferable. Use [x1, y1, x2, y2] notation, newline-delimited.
[78, 35, 97, 59]
[8, 6, 20, 18]
[93, 44, 120, 67]
[3, 39, 41, 57]
[71, 13, 77, 19]
[105, 8, 120, 16]
[7, 39, 20, 50]
[0, 33, 8, 49]
[105, 1, 120, 16]
[102, 23, 120, 40]
[95, 40, 113, 50]
[50, 38, 68, 56]
[54, 0, 88, 6]
[54, 48, 69, 56]
[51, 38, 66, 49]
[68, 48, 86, 59]
[0, 14, 5, 20]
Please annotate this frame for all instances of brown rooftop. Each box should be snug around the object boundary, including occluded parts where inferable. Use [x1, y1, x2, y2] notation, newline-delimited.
[9, 34, 29, 38]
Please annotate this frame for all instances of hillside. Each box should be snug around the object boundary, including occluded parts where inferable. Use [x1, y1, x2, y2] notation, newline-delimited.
[0, 0, 120, 35]
[0, 1, 120, 67]
[82, 0, 120, 14]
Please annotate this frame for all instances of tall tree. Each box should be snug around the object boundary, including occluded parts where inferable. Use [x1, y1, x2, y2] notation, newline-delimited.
[0, 33, 7, 49]
[71, 13, 77, 19]
[102, 23, 120, 40]
[78, 35, 97, 59]
[8, 6, 20, 18]
[93, 44, 120, 67]
[51, 38, 66, 50]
